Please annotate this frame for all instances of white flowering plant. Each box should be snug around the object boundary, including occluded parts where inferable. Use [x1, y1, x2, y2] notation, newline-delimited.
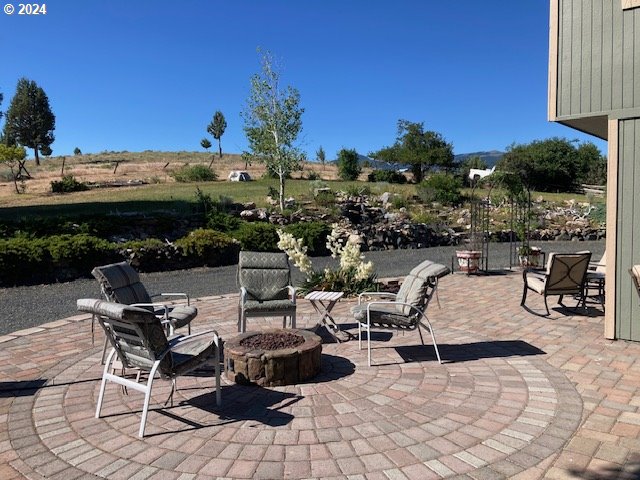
[277, 225, 378, 296]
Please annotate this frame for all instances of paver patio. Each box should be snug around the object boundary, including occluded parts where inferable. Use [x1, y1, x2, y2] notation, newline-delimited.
[1, 271, 639, 479]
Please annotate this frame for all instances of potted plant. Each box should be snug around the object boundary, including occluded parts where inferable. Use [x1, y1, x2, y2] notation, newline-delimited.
[518, 245, 543, 268]
[456, 249, 482, 273]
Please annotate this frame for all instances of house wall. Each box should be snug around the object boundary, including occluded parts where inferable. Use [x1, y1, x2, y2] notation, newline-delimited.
[615, 118, 640, 341]
[555, 0, 640, 119]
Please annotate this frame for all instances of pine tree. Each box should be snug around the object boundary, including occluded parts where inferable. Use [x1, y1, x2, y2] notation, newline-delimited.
[3, 78, 55, 166]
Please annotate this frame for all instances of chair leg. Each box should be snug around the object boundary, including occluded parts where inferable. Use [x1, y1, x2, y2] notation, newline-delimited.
[544, 296, 550, 316]
[96, 349, 117, 419]
[520, 284, 528, 307]
[419, 317, 442, 364]
[291, 312, 296, 329]
[214, 335, 222, 407]
[139, 361, 161, 438]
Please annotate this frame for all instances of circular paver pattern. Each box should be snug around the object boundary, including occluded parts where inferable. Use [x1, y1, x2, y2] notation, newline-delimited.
[9, 326, 583, 479]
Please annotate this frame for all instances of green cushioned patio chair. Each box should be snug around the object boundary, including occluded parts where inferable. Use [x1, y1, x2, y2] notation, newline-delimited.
[77, 298, 221, 438]
[352, 260, 450, 366]
[237, 251, 297, 333]
[92, 261, 197, 336]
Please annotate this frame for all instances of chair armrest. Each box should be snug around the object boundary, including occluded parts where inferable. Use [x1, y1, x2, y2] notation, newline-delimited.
[131, 302, 169, 320]
[239, 287, 248, 304]
[151, 292, 190, 306]
[287, 285, 297, 303]
[363, 300, 424, 324]
[358, 291, 397, 305]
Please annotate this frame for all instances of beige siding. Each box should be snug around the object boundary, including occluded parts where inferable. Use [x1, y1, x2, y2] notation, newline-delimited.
[556, 0, 640, 118]
[616, 118, 640, 341]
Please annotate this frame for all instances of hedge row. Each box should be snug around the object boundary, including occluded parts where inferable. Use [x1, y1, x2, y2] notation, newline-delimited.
[0, 230, 239, 287]
[0, 220, 332, 287]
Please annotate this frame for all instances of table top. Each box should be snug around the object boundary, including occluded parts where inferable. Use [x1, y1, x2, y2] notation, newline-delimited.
[304, 291, 344, 301]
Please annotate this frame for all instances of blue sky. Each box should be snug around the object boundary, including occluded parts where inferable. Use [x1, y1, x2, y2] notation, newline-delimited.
[1, 1, 607, 160]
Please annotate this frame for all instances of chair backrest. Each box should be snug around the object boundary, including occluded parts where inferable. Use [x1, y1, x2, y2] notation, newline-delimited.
[396, 260, 450, 315]
[544, 252, 592, 294]
[238, 251, 292, 301]
[77, 298, 172, 374]
[92, 262, 152, 305]
[593, 251, 606, 274]
[629, 266, 640, 300]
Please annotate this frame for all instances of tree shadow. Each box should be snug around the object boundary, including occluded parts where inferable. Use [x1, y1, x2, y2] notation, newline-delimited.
[0, 378, 100, 398]
[568, 460, 640, 480]
[394, 340, 545, 364]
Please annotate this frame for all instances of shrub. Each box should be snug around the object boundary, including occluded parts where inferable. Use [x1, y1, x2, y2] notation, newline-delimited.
[367, 169, 407, 184]
[306, 170, 321, 180]
[417, 173, 463, 206]
[172, 164, 217, 182]
[119, 238, 182, 272]
[207, 211, 242, 232]
[284, 221, 331, 256]
[232, 222, 279, 252]
[73, 147, 82, 155]
[314, 190, 335, 207]
[175, 229, 239, 267]
[0, 236, 50, 286]
[344, 184, 371, 197]
[0, 234, 118, 286]
[46, 234, 118, 279]
[391, 195, 409, 209]
[51, 175, 89, 193]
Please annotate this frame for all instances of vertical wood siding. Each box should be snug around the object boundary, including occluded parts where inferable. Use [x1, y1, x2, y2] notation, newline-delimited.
[556, 0, 640, 117]
[616, 118, 640, 341]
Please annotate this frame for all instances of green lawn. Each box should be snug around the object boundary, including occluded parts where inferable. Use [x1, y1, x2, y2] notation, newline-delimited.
[0, 177, 602, 222]
[0, 179, 415, 220]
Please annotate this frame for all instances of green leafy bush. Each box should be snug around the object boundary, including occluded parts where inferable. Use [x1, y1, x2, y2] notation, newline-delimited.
[306, 170, 321, 180]
[232, 222, 279, 251]
[51, 175, 89, 193]
[284, 221, 331, 256]
[344, 184, 371, 197]
[0, 234, 118, 286]
[367, 169, 407, 184]
[0, 236, 50, 286]
[417, 173, 463, 206]
[172, 165, 217, 182]
[46, 234, 118, 279]
[206, 211, 242, 232]
[175, 229, 239, 266]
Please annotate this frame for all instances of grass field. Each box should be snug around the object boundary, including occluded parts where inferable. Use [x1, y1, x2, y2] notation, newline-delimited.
[0, 150, 602, 221]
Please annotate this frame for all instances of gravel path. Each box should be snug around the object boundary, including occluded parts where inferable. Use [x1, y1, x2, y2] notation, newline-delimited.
[0, 240, 605, 335]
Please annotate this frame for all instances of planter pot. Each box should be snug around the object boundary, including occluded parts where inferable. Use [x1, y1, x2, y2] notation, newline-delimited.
[456, 250, 481, 273]
[518, 248, 543, 268]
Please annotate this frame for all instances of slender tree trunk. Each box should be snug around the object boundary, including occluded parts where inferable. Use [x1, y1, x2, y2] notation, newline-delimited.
[10, 166, 19, 194]
[218, 139, 222, 159]
[34, 147, 40, 166]
[208, 154, 214, 169]
[279, 173, 285, 212]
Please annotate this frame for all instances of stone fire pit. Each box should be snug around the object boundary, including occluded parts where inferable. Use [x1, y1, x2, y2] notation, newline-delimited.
[225, 328, 322, 386]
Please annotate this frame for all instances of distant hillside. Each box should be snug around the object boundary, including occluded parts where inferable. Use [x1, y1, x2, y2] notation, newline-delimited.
[454, 151, 504, 168]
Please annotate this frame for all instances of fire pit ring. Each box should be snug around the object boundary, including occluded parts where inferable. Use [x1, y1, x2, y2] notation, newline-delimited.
[225, 328, 322, 386]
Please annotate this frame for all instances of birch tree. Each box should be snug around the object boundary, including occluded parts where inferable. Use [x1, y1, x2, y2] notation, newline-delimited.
[242, 50, 304, 211]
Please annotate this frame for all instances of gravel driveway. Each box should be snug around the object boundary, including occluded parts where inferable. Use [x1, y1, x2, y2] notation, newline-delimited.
[0, 240, 605, 335]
